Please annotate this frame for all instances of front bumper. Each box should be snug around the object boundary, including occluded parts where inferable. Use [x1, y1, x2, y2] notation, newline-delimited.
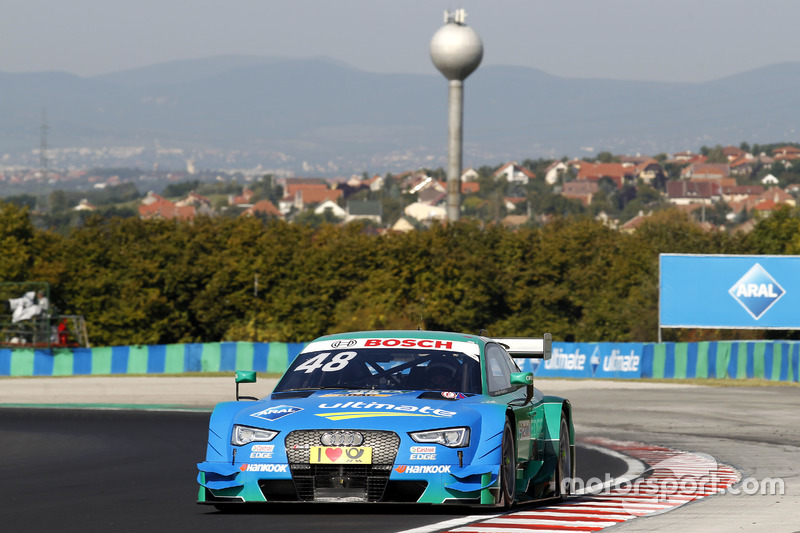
[198, 428, 501, 505]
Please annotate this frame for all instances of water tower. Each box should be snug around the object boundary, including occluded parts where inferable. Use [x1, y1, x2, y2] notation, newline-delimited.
[430, 9, 483, 222]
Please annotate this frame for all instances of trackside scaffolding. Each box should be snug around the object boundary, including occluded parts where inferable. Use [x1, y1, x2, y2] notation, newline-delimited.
[0, 282, 90, 349]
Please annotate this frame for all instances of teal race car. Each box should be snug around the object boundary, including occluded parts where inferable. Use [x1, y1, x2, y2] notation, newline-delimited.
[197, 330, 575, 508]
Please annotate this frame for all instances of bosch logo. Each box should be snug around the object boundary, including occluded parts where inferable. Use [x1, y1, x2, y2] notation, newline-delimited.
[320, 431, 364, 446]
[365, 339, 453, 349]
[331, 340, 357, 348]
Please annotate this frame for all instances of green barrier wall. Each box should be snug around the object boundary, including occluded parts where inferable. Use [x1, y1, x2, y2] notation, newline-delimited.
[0, 342, 307, 377]
[0, 340, 798, 381]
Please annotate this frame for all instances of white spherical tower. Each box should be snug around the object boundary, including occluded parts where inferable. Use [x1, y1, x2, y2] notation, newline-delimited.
[430, 9, 483, 222]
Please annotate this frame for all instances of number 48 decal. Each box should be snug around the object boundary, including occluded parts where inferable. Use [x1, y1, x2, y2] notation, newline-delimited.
[294, 351, 357, 373]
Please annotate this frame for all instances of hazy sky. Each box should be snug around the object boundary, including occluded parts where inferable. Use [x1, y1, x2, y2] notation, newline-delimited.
[3, 0, 799, 83]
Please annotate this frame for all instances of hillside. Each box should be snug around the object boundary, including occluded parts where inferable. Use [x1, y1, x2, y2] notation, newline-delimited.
[2, 56, 799, 174]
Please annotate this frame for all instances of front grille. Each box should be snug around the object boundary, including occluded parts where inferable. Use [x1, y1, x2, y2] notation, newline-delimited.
[285, 429, 399, 463]
[283, 429, 400, 502]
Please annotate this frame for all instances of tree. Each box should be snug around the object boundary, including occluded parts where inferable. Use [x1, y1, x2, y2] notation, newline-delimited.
[743, 206, 800, 254]
[596, 151, 619, 163]
[0, 202, 39, 281]
[48, 190, 68, 213]
[4, 194, 37, 210]
[162, 180, 200, 198]
[293, 209, 342, 228]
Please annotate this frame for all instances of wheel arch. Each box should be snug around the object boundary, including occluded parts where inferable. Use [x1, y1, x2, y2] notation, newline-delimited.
[541, 396, 575, 477]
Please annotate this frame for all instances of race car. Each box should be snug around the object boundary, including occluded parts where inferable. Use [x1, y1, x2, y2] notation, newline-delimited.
[197, 330, 574, 508]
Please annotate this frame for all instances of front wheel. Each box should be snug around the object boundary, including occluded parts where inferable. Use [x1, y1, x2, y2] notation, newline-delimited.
[555, 414, 572, 501]
[497, 420, 516, 508]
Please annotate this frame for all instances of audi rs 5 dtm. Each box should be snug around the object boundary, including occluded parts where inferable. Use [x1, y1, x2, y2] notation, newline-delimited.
[197, 330, 574, 508]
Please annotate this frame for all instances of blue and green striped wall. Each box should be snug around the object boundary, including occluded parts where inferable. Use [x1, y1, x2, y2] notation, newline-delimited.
[0, 340, 798, 381]
[0, 342, 307, 377]
[643, 341, 800, 381]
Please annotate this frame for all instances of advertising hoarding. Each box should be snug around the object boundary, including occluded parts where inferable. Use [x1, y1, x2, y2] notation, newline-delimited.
[660, 254, 800, 329]
[517, 342, 643, 379]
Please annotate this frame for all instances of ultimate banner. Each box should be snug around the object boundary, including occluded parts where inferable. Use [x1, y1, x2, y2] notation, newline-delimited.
[660, 254, 800, 329]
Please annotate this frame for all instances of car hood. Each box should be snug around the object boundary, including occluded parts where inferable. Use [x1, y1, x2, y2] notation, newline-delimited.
[231, 389, 482, 431]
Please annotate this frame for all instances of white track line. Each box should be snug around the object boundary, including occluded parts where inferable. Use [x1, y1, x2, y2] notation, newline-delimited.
[395, 441, 647, 533]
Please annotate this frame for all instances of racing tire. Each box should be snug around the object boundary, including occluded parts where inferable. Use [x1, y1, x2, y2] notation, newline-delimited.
[554, 414, 572, 502]
[497, 419, 516, 509]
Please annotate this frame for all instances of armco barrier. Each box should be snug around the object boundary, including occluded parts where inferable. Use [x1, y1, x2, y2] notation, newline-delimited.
[0, 340, 798, 381]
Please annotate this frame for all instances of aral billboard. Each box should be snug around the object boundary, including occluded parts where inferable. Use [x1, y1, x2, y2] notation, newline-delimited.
[660, 254, 800, 329]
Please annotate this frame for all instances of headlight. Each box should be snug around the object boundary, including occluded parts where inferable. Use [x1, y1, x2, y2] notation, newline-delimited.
[231, 425, 279, 446]
[409, 427, 470, 448]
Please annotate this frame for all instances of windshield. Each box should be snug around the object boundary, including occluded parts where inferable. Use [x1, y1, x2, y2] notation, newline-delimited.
[274, 348, 482, 394]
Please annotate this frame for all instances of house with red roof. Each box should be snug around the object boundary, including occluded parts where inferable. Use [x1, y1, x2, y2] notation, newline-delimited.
[575, 163, 635, 189]
[721, 185, 764, 204]
[138, 192, 196, 220]
[635, 159, 666, 187]
[461, 181, 480, 194]
[278, 180, 343, 215]
[619, 211, 651, 234]
[752, 187, 796, 213]
[461, 168, 480, 182]
[562, 180, 599, 206]
[666, 181, 722, 205]
[73, 199, 96, 211]
[366, 174, 385, 192]
[729, 156, 758, 177]
[243, 200, 282, 218]
[229, 187, 255, 206]
[680, 163, 730, 180]
[503, 197, 527, 213]
[493, 162, 536, 185]
[772, 146, 800, 158]
[176, 192, 214, 216]
[418, 185, 447, 207]
[544, 161, 569, 185]
[721, 145, 748, 161]
[671, 150, 696, 161]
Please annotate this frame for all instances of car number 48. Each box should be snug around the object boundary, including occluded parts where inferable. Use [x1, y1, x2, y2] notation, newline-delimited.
[294, 351, 357, 373]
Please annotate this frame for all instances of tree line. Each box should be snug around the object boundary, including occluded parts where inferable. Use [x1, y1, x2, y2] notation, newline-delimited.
[2, 201, 800, 347]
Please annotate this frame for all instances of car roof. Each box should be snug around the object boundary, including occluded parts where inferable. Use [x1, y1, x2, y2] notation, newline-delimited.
[315, 330, 488, 348]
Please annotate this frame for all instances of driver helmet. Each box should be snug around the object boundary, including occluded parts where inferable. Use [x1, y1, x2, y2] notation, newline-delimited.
[424, 362, 456, 390]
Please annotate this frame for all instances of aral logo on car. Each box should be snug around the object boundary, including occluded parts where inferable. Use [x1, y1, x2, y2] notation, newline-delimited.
[729, 263, 785, 320]
[250, 405, 302, 421]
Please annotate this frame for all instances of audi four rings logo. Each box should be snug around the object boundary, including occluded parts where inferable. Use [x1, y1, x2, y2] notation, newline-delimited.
[320, 431, 364, 446]
[331, 340, 357, 348]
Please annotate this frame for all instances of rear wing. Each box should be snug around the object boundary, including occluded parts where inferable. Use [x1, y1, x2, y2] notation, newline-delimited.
[492, 333, 552, 360]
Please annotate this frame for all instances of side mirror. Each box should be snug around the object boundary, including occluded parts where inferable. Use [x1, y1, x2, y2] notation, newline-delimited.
[235, 370, 258, 401]
[510, 372, 533, 386]
[510, 372, 534, 404]
[236, 370, 257, 384]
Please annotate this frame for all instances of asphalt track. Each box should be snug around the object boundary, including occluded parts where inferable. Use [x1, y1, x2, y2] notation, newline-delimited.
[1, 377, 798, 531]
[0, 408, 623, 533]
